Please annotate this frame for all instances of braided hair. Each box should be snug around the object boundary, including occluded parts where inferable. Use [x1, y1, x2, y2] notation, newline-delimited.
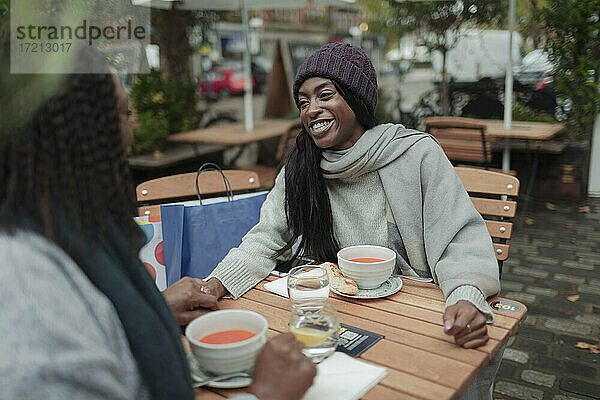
[275, 80, 379, 270]
[0, 61, 143, 255]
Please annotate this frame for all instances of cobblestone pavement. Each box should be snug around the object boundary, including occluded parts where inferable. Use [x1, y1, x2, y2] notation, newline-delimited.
[493, 198, 600, 400]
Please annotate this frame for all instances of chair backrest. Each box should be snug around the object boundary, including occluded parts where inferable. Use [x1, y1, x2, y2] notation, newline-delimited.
[136, 170, 261, 217]
[425, 116, 491, 168]
[455, 166, 520, 276]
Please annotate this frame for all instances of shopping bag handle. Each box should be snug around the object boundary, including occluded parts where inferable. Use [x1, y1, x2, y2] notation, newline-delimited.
[195, 163, 234, 204]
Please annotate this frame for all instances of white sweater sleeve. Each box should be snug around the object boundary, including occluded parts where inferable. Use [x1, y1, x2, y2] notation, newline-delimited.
[208, 169, 294, 298]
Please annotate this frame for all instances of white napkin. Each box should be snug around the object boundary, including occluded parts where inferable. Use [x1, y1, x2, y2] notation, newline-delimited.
[302, 352, 387, 400]
[263, 276, 289, 298]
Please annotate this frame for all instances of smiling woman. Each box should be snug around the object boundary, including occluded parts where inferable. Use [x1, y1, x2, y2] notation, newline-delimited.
[297, 78, 364, 150]
[203, 41, 505, 400]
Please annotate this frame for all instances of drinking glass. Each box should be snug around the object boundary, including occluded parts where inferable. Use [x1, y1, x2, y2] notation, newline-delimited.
[287, 265, 329, 311]
[289, 303, 339, 363]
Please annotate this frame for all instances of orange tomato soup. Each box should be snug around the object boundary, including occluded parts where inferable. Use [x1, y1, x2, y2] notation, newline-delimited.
[349, 257, 385, 263]
[199, 329, 256, 344]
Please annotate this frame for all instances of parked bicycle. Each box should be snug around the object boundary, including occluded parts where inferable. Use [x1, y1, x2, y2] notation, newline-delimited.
[408, 77, 571, 130]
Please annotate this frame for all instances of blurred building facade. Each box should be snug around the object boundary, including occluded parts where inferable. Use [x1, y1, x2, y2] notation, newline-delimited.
[193, 2, 386, 80]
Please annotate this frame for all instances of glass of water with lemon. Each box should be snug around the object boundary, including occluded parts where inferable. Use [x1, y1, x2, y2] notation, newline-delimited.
[289, 303, 339, 363]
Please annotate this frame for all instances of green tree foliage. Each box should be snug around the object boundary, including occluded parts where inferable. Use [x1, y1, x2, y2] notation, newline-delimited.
[540, 0, 600, 141]
[131, 111, 169, 155]
[515, 0, 549, 49]
[129, 69, 198, 153]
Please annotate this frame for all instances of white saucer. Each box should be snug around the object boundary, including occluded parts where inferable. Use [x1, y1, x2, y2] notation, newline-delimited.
[330, 276, 403, 299]
[187, 353, 253, 389]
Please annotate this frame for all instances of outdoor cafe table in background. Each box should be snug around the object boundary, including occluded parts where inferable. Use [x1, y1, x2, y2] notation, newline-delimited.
[190, 276, 527, 400]
[475, 119, 564, 172]
[424, 117, 564, 172]
[168, 118, 296, 147]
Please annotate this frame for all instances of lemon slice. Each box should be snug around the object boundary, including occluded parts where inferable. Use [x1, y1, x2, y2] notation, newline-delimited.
[289, 326, 333, 347]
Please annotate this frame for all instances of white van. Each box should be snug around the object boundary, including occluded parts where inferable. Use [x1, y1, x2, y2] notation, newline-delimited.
[431, 29, 523, 83]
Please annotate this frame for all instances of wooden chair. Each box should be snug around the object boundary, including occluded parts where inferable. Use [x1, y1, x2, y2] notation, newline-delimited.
[247, 120, 301, 189]
[425, 116, 491, 169]
[455, 166, 520, 276]
[136, 169, 261, 218]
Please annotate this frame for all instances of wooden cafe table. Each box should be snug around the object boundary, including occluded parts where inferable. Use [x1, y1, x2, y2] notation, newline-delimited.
[191, 276, 527, 400]
[483, 119, 565, 172]
[168, 119, 296, 147]
[425, 117, 564, 173]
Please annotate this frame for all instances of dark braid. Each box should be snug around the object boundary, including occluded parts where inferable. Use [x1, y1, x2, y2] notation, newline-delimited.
[0, 72, 143, 255]
[275, 80, 379, 271]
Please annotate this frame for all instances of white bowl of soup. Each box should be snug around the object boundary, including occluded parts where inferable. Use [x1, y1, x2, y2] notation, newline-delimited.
[185, 310, 268, 374]
[337, 245, 396, 289]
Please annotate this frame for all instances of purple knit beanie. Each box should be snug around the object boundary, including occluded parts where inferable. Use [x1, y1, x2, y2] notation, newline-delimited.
[293, 42, 378, 114]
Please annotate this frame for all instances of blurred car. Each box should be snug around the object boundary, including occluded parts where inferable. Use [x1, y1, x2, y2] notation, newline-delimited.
[205, 59, 269, 94]
[513, 49, 572, 120]
[198, 66, 255, 99]
[513, 49, 554, 86]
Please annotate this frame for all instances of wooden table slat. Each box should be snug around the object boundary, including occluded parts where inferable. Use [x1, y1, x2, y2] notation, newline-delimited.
[393, 281, 528, 329]
[388, 294, 520, 335]
[483, 119, 564, 140]
[358, 340, 475, 391]
[362, 382, 430, 400]
[375, 369, 456, 400]
[168, 119, 296, 146]
[399, 280, 446, 300]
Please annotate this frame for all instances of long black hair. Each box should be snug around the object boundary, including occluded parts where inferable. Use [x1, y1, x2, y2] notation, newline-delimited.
[0, 53, 143, 255]
[275, 80, 379, 270]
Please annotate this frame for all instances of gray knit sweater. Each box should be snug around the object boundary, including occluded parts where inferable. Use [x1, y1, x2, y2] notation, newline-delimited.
[209, 124, 500, 320]
[0, 231, 150, 400]
[0, 230, 259, 400]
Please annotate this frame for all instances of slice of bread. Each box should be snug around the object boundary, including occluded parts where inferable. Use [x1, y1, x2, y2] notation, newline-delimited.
[321, 262, 359, 295]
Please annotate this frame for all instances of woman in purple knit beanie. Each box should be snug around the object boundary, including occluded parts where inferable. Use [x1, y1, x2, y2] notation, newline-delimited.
[207, 42, 502, 400]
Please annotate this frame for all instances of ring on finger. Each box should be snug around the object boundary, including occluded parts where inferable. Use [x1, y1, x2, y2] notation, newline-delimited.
[200, 286, 211, 295]
[466, 323, 472, 333]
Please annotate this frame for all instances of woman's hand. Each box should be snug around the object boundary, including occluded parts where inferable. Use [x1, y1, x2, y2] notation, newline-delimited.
[248, 333, 316, 400]
[204, 277, 228, 299]
[443, 300, 489, 348]
[161, 277, 220, 326]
